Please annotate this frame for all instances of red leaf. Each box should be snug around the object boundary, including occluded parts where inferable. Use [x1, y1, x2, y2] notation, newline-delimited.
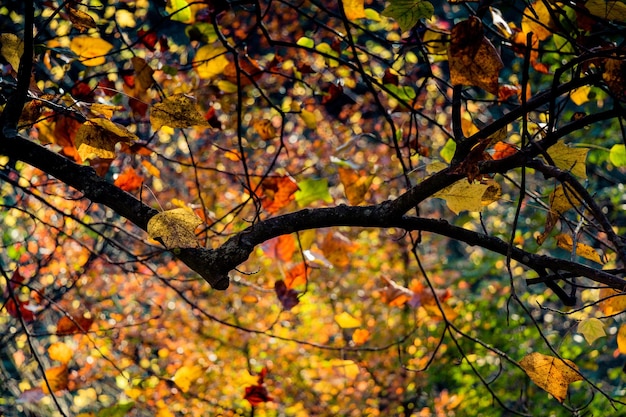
[138, 29, 158, 51]
[284, 263, 307, 289]
[244, 384, 273, 406]
[56, 313, 94, 335]
[492, 141, 519, 160]
[5, 299, 37, 322]
[275, 280, 299, 310]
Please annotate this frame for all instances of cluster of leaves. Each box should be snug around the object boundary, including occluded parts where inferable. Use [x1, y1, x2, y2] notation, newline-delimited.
[1, 0, 626, 416]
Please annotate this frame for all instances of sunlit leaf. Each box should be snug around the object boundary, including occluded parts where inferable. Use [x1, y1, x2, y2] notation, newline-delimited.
[150, 94, 209, 131]
[194, 45, 229, 79]
[547, 141, 588, 178]
[0, 33, 24, 69]
[549, 184, 582, 215]
[556, 233, 604, 264]
[252, 119, 277, 140]
[570, 86, 590, 106]
[343, 0, 366, 21]
[577, 318, 606, 345]
[433, 180, 492, 214]
[48, 342, 73, 364]
[296, 37, 315, 48]
[448, 17, 503, 94]
[382, 0, 435, 33]
[610, 144, 626, 167]
[284, 263, 307, 289]
[75, 118, 138, 161]
[147, 208, 203, 249]
[56, 313, 94, 335]
[334, 311, 361, 328]
[320, 231, 356, 268]
[519, 352, 582, 403]
[490, 7, 513, 38]
[585, 0, 626, 22]
[522, 1, 555, 41]
[352, 329, 370, 345]
[42, 365, 69, 394]
[300, 109, 317, 129]
[263, 234, 296, 262]
[259, 176, 299, 213]
[172, 365, 203, 393]
[295, 178, 333, 207]
[338, 167, 373, 205]
[115, 9, 136, 28]
[141, 160, 161, 178]
[599, 288, 626, 315]
[70, 36, 114, 67]
[114, 167, 144, 192]
[166, 0, 192, 22]
[618, 324, 626, 354]
[492, 141, 518, 160]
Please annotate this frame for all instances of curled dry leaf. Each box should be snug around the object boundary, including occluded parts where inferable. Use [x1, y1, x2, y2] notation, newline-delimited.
[75, 118, 139, 161]
[147, 208, 203, 249]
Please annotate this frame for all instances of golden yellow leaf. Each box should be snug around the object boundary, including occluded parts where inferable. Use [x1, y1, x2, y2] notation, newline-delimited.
[0, 33, 24, 69]
[433, 180, 493, 214]
[556, 233, 604, 264]
[343, 0, 366, 21]
[577, 318, 606, 345]
[338, 167, 374, 205]
[570, 86, 591, 106]
[48, 342, 73, 364]
[172, 365, 203, 393]
[300, 109, 317, 129]
[481, 180, 501, 206]
[618, 324, 626, 354]
[42, 364, 69, 394]
[320, 231, 356, 267]
[599, 288, 626, 315]
[448, 17, 503, 94]
[547, 141, 588, 179]
[549, 184, 582, 214]
[586, 0, 626, 22]
[194, 45, 229, 79]
[70, 36, 113, 67]
[115, 9, 137, 28]
[75, 118, 139, 161]
[147, 208, 203, 249]
[521, 1, 554, 41]
[150, 94, 209, 131]
[519, 352, 582, 403]
[252, 119, 276, 140]
[334, 311, 361, 328]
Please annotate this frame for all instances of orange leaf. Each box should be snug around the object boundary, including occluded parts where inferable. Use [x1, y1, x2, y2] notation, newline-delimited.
[263, 234, 296, 262]
[352, 329, 370, 345]
[320, 231, 356, 268]
[338, 167, 373, 205]
[114, 167, 144, 191]
[618, 324, 626, 354]
[252, 119, 277, 140]
[599, 288, 626, 316]
[42, 365, 69, 394]
[48, 342, 73, 364]
[492, 141, 518, 160]
[380, 276, 413, 307]
[56, 313, 94, 335]
[259, 176, 299, 214]
[284, 263, 307, 289]
[141, 159, 161, 178]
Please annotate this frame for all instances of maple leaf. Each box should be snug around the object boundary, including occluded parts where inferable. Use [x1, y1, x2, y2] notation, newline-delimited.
[244, 368, 273, 406]
[547, 141, 588, 179]
[556, 233, 604, 264]
[433, 179, 500, 214]
[150, 94, 210, 131]
[343, 0, 366, 21]
[351, 329, 370, 345]
[194, 45, 229, 79]
[284, 263, 307, 289]
[114, 167, 144, 192]
[258, 176, 299, 214]
[147, 208, 203, 249]
[275, 280, 299, 310]
[585, 0, 626, 22]
[521, 1, 555, 42]
[448, 16, 503, 95]
[320, 231, 356, 268]
[519, 353, 583, 403]
[263, 234, 296, 262]
[599, 288, 626, 315]
[338, 167, 373, 206]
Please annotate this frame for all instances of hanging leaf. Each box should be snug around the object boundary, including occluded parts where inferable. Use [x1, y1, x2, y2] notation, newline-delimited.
[320, 231, 356, 268]
[295, 178, 333, 207]
[547, 141, 588, 179]
[433, 180, 495, 214]
[67, 7, 97, 32]
[150, 94, 209, 131]
[602, 58, 626, 101]
[70, 36, 114, 67]
[352, 328, 370, 345]
[521, 1, 555, 41]
[166, 0, 192, 22]
[609, 144, 626, 167]
[577, 318, 606, 345]
[147, 208, 203, 249]
[258, 176, 299, 214]
[492, 141, 518, 160]
[448, 17, 504, 94]
[585, 0, 626, 22]
[75, 118, 139, 161]
[618, 324, 626, 354]
[0, 33, 24, 69]
[244, 368, 273, 406]
[114, 167, 144, 192]
[570, 86, 591, 106]
[194, 45, 229, 79]
[41, 365, 69, 394]
[48, 342, 73, 364]
[275, 280, 299, 310]
[380, 276, 413, 307]
[343, 0, 366, 21]
[172, 365, 203, 393]
[338, 167, 373, 206]
[334, 311, 361, 328]
[555, 233, 604, 264]
[382, 0, 435, 33]
[284, 263, 307, 289]
[56, 312, 94, 335]
[599, 288, 626, 315]
[519, 352, 582, 403]
[132, 56, 155, 93]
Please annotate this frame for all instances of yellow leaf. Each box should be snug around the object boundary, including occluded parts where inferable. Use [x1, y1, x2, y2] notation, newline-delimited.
[338, 167, 373, 205]
[0, 33, 24, 69]
[70, 36, 113, 67]
[172, 365, 203, 393]
[481, 180, 501, 206]
[150, 94, 209, 131]
[42, 365, 69, 394]
[300, 109, 317, 129]
[556, 233, 604, 264]
[547, 141, 588, 179]
[167, 0, 192, 23]
[618, 324, 626, 354]
[352, 328, 370, 345]
[147, 208, 203, 249]
[549, 184, 583, 215]
[433, 180, 491, 214]
[48, 342, 73, 364]
[577, 318, 606, 345]
[334, 311, 361, 329]
[570, 86, 590, 106]
[521, 1, 554, 41]
[519, 352, 582, 403]
[75, 118, 139, 161]
[586, 0, 626, 22]
[343, 0, 366, 21]
[194, 45, 229, 79]
[599, 288, 626, 315]
[115, 9, 136, 28]
[252, 119, 276, 140]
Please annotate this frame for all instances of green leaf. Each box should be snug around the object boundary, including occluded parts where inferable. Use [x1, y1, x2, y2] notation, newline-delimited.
[295, 178, 333, 207]
[167, 0, 192, 22]
[385, 84, 417, 102]
[185, 23, 218, 44]
[97, 402, 135, 417]
[382, 0, 434, 33]
[609, 144, 626, 167]
[440, 139, 456, 163]
[577, 318, 606, 345]
[296, 37, 315, 48]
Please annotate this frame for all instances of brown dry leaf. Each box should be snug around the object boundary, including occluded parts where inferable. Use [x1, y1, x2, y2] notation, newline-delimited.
[603, 58, 626, 101]
[599, 288, 626, 315]
[252, 119, 277, 140]
[0, 33, 24, 69]
[150, 94, 209, 131]
[555, 233, 604, 264]
[147, 208, 203, 249]
[522, 1, 555, 41]
[56, 312, 94, 335]
[132, 56, 155, 93]
[42, 365, 69, 394]
[338, 167, 374, 205]
[380, 276, 413, 307]
[75, 118, 139, 161]
[320, 231, 357, 268]
[67, 7, 97, 32]
[48, 342, 73, 364]
[519, 352, 582, 403]
[223, 55, 263, 85]
[448, 16, 504, 94]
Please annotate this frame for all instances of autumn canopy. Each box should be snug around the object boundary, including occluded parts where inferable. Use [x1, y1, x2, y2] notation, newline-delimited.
[1, 0, 626, 415]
